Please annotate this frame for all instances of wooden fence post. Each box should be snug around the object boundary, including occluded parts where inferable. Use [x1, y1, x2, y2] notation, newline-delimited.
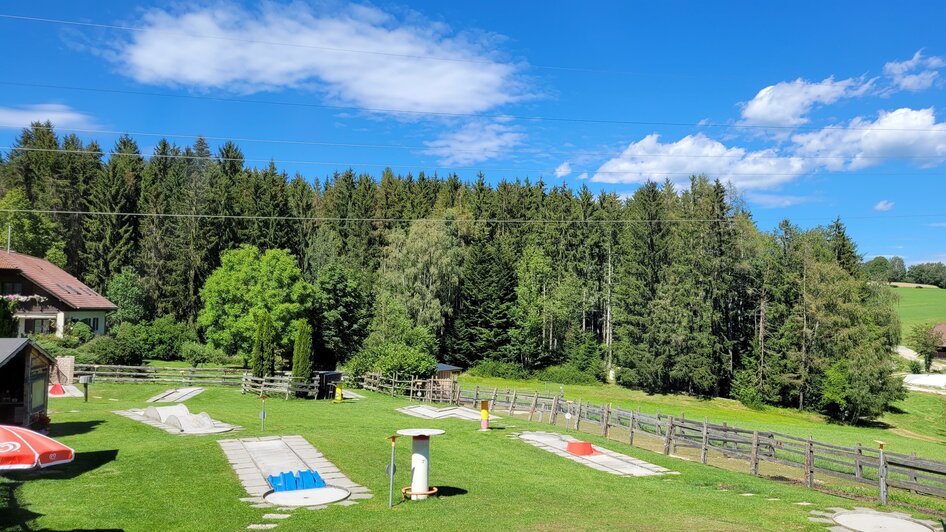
[911, 451, 919, 494]
[663, 416, 675, 455]
[550, 395, 560, 425]
[602, 403, 612, 439]
[854, 443, 863, 480]
[629, 410, 636, 447]
[750, 431, 760, 475]
[879, 445, 888, 505]
[575, 400, 583, 432]
[508, 390, 518, 415]
[528, 392, 538, 421]
[804, 436, 814, 488]
[700, 417, 709, 464]
[473, 386, 480, 404]
[490, 388, 499, 411]
[655, 410, 662, 437]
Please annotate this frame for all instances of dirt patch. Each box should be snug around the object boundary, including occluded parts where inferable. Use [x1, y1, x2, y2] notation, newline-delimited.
[890, 427, 944, 444]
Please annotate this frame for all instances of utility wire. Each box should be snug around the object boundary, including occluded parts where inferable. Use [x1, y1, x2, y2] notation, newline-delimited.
[3, 145, 944, 178]
[4, 81, 946, 134]
[6, 122, 946, 161]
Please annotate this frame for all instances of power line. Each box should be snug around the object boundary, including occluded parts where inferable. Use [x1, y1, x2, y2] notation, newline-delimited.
[4, 80, 946, 134]
[6, 122, 946, 162]
[0, 207, 938, 224]
[3, 145, 944, 179]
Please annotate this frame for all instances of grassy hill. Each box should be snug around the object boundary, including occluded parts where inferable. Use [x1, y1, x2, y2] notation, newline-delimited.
[892, 284, 946, 337]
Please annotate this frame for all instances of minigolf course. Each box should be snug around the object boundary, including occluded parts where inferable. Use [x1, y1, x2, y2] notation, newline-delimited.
[517, 431, 674, 476]
[146, 387, 206, 403]
[114, 404, 239, 434]
[398, 405, 499, 421]
[218, 435, 371, 508]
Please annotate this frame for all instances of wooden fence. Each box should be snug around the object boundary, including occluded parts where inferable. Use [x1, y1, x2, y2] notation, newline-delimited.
[74, 364, 245, 386]
[361, 374, 946, 505]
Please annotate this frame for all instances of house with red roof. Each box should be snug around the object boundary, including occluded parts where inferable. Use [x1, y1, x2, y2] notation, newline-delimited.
[0, 251, 116, 337]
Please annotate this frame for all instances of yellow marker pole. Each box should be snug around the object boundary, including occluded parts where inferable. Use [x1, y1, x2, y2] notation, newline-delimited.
[334, 383, 344, 403]
[480, 399, 489, 431]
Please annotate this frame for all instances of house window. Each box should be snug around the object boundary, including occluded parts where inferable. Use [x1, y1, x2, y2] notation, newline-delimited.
[2, 282, 22, 295]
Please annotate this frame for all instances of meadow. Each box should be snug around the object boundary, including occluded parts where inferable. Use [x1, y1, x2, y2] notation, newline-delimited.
[892, 285, 946, 337]
[3, 383, 932, 532]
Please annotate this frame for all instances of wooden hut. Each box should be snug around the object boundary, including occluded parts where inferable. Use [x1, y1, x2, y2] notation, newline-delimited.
[0, 339, 54, 426]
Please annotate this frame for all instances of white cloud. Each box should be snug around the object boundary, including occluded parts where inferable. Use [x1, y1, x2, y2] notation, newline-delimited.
[745, 193, 817, 208]
[576, 172, 588, 180]
[929, 222, 946, 227]
[874, 200, 895, 211]
[739, 77, 870, 128]
[791, 107, 946, 170]
[591, 133, 812, 190]
[884, 50, 945, 92]
[111, 4, 527, 114]
[423, 120, 523, 166]
[554, 161, 572, 178]
[0, 103, 97, 129]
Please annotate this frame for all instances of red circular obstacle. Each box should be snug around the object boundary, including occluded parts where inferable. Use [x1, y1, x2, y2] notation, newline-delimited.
[49, 383, 65, 396]
[566, 441, 596, 456]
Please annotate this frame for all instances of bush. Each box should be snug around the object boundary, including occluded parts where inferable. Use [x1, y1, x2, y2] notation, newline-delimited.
[468, 360, 530, 380]
[535, 364, 598, 385]
[114, 316, 195, 362]
[908, 359, 924, 374]
[344, 349, 379, 381]
[371, 343, 437, 379]
[68, 322, 95, 344]
[181, 342, 228, 367]
[79, 336, 141, 365]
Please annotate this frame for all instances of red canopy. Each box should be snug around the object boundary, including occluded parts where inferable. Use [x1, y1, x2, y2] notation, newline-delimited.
[0, 425, 74, 471]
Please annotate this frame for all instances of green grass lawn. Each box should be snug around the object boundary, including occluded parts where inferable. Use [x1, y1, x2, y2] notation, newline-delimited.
[460, 375, 946, 463]
[892, 285, 946, 337]
[3, 384, 928, 531]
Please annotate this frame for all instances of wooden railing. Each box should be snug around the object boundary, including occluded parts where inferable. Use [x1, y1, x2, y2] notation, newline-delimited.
[360, 374, 946, 505]
[74, 364, 245, 386]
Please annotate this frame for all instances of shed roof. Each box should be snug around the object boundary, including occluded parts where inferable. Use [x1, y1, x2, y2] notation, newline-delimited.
[0, 251, 116, 310]
[0, 338, 53, 369]
[436, 363, 462, 372]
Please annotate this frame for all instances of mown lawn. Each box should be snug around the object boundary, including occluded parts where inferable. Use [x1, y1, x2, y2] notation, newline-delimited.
[892, 285, 946, 337]
[460, 375, 946, 463]
[0, 384, 919, 531]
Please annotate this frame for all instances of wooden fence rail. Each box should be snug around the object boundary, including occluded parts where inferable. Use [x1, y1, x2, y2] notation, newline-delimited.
[359, 373, 946, 505]
[73, 364, 245, 386]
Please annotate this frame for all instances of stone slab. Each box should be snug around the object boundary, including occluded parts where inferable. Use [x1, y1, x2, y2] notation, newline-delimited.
[397, 405, 499, 421]
[518, 431, 674, 476]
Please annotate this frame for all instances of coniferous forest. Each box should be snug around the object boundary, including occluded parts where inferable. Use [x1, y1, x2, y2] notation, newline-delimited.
[0, 122, 907, 422]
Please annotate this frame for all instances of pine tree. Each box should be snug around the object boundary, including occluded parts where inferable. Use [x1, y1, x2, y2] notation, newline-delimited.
[1, 121, 61, 210]
[58, 135, 102, 276]
[291, 320, 314, 381]
[251, 311, 276, 378]
[82, 135, 142, 292]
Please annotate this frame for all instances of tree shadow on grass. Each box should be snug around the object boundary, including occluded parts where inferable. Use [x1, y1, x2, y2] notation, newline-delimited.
[0, 481, 42, 532]
[46, 421, 104, 439]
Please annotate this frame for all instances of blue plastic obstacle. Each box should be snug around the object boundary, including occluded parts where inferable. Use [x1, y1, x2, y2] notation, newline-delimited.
[267, 470, 326, 491]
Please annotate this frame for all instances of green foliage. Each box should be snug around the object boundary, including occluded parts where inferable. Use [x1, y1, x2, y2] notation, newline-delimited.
[67, 321, 95, 344]
[113, 316, 195, 362]
[371, 342, 437, 378]
[251, 311, 276, 378]
[467, 360, 529, 380]
[181, 341, 227, 367]
[907, 262, 946, 288]
[908, 359, 924, 374]
[79, 335, 142, 366]
[535, 364, 599, 385]
[0, 188, 62, 258]
[0, 298, 17, 337]
[106, 267, 148, 325]
[312, 263, 371, 369]
[198, 245, 315, 360]
[291, 321, 314, 380]
[907, 322, 944, 373]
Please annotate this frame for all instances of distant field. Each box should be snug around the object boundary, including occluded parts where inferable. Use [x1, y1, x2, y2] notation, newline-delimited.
[891, 284, 946, 337]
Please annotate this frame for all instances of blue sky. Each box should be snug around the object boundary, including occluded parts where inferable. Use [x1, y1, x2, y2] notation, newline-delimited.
[0, 1, 944, 263]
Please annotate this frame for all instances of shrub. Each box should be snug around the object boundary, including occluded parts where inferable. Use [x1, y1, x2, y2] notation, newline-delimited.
[181, 341, 228, 367]
[908, 359, 924, 374]
[80, 335, 141, 365]
[535, 364, 598, 385]
[344, 349, 379, 380]
[371, 342, 437, 379]
[68, 322, 95, 344]
[468, 360, 530, 380]
[114, 316, 196, 362]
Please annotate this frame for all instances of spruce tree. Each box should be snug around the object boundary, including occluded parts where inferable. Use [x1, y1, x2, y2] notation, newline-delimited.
[291, 321, 314, 381]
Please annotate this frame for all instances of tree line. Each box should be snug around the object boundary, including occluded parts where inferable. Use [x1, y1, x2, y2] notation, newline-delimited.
[0, 122, 905, 422]
[863, 255, 946, 288]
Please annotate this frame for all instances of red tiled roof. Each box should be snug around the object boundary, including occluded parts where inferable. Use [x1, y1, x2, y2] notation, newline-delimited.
[0, 251, 116, 310]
